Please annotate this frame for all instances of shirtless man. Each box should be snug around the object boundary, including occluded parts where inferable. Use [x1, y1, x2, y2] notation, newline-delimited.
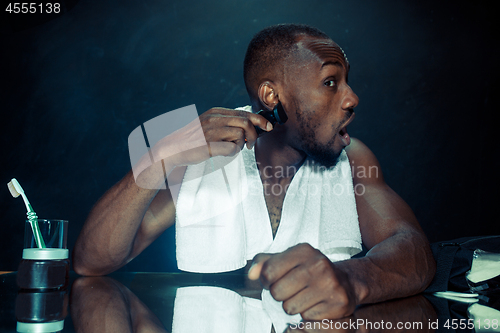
[73, 24, 436, 320]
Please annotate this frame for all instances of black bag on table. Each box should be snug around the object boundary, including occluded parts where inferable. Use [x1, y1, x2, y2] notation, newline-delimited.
[425, 235, 500, 294]
[423, 236, 500, 333]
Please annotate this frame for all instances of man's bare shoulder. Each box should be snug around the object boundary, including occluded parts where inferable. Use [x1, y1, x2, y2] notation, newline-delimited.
[345, 138, 384, 184]
[345, 137, 375, 164]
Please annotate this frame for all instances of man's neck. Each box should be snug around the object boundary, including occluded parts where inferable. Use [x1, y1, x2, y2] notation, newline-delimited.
[254, 132, 306, 184]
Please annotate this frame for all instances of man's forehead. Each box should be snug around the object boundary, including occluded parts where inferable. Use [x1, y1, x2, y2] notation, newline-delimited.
[295, 36, 349, 71]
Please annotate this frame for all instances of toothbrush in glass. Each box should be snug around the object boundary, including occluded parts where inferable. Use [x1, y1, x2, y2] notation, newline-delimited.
[7, 178, 45, 249]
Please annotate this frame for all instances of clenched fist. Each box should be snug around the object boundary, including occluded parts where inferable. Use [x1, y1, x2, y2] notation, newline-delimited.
[249, 243, 358, 320]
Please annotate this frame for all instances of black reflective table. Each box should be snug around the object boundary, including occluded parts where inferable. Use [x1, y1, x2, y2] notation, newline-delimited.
[0, 271, 495, 332]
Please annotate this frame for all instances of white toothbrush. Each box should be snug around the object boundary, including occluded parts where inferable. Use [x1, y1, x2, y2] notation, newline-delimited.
[7, 178, 45, 249]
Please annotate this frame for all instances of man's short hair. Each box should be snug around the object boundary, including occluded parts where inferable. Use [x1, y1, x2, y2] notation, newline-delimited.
[243, 24, 330, 100]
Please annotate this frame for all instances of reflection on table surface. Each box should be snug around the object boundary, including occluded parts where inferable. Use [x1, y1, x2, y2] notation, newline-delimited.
[1, 271, 475, 333]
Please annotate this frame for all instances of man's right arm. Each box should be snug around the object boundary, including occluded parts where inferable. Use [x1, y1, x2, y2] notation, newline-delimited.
[72, 165, 179, 276]
[73, 108, 273, 276]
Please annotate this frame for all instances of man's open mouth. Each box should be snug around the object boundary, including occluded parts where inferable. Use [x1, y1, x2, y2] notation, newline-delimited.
[338, 112, 355, 147]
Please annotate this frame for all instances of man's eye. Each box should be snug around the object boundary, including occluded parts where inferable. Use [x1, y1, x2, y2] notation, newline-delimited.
[325, 80, 336, 87]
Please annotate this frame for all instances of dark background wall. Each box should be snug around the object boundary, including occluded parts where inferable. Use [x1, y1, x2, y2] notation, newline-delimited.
[1, 0, 498, 272]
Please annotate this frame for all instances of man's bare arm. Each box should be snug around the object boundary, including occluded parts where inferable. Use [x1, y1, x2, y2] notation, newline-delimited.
[249, 138, 435, 319]
[340, 137, 436, 304]
[72, 166, 179, 276]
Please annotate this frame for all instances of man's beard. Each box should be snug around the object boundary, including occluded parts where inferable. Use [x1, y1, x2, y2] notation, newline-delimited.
[294, 107, 344, 168]
[305, 140, 342, 168]
[297, 123, 342, 168]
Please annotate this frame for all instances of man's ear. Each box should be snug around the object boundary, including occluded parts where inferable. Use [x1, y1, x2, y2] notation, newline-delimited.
[257, 82, 279, 111]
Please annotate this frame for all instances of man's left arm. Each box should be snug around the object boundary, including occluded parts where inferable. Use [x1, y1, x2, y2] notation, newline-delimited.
[249, 138, 436, 320]
[339, 138, 436, 304]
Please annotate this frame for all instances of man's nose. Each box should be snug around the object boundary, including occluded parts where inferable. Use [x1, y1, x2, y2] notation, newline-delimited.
[342, 86, 359, 110]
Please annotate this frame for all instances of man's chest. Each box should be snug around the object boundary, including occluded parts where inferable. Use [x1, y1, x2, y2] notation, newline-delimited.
[262, 179, 291, 238]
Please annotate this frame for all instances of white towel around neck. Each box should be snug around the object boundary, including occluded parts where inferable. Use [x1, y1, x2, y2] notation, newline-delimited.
[175, 107, 362, 273]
